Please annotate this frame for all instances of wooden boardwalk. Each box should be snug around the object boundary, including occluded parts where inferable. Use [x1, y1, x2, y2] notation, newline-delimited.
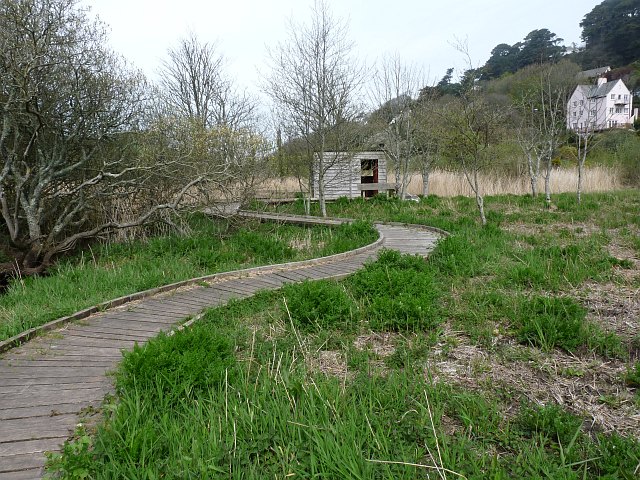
[0, 217, 440, 479]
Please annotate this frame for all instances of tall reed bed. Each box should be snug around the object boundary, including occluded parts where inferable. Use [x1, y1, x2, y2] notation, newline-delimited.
[260, 166, 623, 199]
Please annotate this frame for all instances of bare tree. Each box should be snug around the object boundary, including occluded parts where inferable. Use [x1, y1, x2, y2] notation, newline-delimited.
[570, 83, 609, 204]
[438, 42, 507, 225]
[158, 33, 255, 131]
[369, 53, 424, 198]
[413, 89, 442, 197]
[0, 0, 232, 276]
[264, 0, 363, 217]
[440, 94, 506, 225]
[512, 61, 578, 201]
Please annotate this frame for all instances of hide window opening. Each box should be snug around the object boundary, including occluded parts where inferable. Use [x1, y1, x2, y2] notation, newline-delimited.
[361, 159, 378, 197]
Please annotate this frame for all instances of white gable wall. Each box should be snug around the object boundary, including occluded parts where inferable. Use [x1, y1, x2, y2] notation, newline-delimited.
[567, 79, 634, 131]
[604, 81, 634, 128]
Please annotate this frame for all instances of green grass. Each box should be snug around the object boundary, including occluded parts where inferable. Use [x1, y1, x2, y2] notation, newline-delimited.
[47, 191, 640, 478]
[48, 289, 640, 479]
[0, 216, 377, 341]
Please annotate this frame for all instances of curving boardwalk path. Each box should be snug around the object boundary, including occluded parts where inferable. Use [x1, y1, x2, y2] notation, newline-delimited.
[0, 216, 440, 479]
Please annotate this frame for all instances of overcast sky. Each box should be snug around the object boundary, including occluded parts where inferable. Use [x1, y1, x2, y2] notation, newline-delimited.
[85, 0, 602, 92]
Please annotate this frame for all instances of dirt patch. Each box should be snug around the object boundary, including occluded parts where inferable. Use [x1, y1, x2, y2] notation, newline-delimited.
[353, 332, 399, 357]
[310, 350, 350, 380]
[504, 222, 601, 240]
[429, 335, 640, 436]
[576, 281, 640, 345]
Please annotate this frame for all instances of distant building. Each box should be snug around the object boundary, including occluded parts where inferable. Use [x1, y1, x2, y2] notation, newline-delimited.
[312, 151, 393, 200]
[567, 69, 637, 132]
[576, 66, 611, 81]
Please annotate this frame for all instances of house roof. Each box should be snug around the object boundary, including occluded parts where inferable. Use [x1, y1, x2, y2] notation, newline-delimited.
[577, 66, 611, 79]
[575, 79, 625, 99]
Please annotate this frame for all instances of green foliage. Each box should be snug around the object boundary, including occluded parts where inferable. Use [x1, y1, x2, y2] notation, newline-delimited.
[516, 403, 583, 446]
[429, 223, 508, 279]
[118, 322, 236, 405]
[624, 362, 640, 388]
[322, 221, 378, 255]
[350, 250, 442, 331]
[482, 29, 565, 79]
[45, 427, 94, 480]
[503, 240, 621, 291]
[282, 280, 355, 331]
[580, 0, 640, 67]
[233, 229, 295, 261]
[515, 297, 585, 352]
[583, 129, 640, 186]
[592, 432, 640, 477]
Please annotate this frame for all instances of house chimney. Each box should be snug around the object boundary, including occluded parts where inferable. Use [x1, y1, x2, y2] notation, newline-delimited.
[597, 77, 607, 86]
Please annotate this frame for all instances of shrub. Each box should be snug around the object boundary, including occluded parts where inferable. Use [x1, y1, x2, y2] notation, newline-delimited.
[118, 322, 236, 405]
[624, 362, 640, 388]
[321, 221, 378, 255]
[515, 296, 585, 352]
[282, 280, 355, 331]
[516, 403, 583, 446]
[234, 230, 294, 262]
[504, 241, 621, 291]
[350, 250, 442, 331]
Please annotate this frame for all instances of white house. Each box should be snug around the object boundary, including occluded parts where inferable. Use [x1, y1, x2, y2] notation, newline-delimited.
[567, 76, 637, 132]
[312, 151, 392, 200]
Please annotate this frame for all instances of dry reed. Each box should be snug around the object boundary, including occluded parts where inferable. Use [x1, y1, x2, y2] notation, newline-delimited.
[405, 167, 623, 197]
[260, 167, 624, 199]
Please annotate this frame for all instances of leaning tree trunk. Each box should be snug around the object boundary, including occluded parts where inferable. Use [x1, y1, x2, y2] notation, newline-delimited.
[317, 166, 327, 218]
[297, 177, 311, 215]
[576, 134, 588, 205]
[524, 151, 539, 198]
[422, 169, 430, 197]
[543, 157, 553, 206]
[577, 165, 584, 205]
[473, 170, 487, 226]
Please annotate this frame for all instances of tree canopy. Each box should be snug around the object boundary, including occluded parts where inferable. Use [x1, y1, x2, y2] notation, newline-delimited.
[482, 29, 565, 79]
[580, 0, 640, 68]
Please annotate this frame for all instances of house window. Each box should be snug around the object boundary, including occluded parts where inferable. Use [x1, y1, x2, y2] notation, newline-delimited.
[579, 100, 584, 106]
[591, 109, 596, 116]
[616, 106, 623, 113]
[579, 110, 583, 116]
[573, 101, 577, 107]
[624, 107, 629, 114]
[573, 111, 577, 117]
[609, 107, 614, 114]
[624, 94, 629, 101]
[573, 123, 578, 129]
[611, 94, 615, 99]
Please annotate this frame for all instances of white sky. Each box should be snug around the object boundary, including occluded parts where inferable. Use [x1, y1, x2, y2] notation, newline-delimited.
[85, 0, 602, 93]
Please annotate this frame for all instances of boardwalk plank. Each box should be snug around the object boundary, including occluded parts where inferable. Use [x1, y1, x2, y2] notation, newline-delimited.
[0, 414, 76, 443]
[0, 400, 104, 421]
[0, 381, 107, 396]
[0, 468, 44, 480]
[83, 318, 168, 334]
[0, 453, 47, 473]
[0, 387, 108, 410]
[0, 438, 64, 457]
[51, 330, 150, 343]
[0, 366, 113, 379]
